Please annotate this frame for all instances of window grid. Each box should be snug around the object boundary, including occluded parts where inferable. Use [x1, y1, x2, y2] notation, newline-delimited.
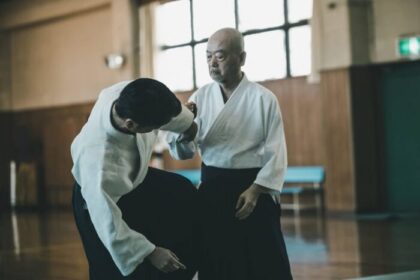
[159, 0, 310, 89]
[189, 0, 197, 89]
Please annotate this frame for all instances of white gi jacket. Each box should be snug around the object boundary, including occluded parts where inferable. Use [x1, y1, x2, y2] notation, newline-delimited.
[71, 81, 194, 276]
[167, 74, 287, 192]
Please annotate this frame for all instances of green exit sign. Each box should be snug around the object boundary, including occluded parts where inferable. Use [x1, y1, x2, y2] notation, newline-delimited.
[398, 36, 420, 58]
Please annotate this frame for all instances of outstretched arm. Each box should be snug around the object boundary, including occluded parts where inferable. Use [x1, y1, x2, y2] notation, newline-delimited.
[166, 101, 199, 160]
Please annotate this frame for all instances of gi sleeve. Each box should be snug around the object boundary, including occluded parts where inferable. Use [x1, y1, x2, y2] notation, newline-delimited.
[165, 126, 198, 160]
[254, 97, 288, 193]
[164, 93, 198, 160]
[159, 104, 194, 133]
[73, 145, 156, 276]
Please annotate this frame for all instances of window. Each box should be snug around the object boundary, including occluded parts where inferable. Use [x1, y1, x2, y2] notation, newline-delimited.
[154, 0, 312, 91]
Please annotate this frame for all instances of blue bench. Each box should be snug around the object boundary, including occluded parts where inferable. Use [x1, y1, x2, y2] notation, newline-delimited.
[281, 166, 325, 214]
[172, 166, 325, 214]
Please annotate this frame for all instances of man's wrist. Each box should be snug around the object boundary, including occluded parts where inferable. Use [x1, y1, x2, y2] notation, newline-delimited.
[146, 246, 157, 260]
[178, 122, 197, 143]
[182, 122, 194, 134]
[250, 183, 270, 194]
[249, 184, 262, 195]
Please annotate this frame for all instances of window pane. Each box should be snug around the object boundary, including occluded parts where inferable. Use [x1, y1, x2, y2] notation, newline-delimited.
[289, 26, 311, 76]
[193, 0, 235, 41]
[288, 0, 313, 23]
[194, 42, 213, 87]
[238, 0, 284, 31]
[243, 31, 286, 81]
[154, 47, 193, 91]
[155, 0, 191, 46]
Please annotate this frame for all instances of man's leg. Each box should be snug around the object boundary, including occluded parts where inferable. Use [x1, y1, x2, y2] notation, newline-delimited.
[245, 195, 293, 280]
[118, 167, 199, 280]
[72, 183, 128, 280]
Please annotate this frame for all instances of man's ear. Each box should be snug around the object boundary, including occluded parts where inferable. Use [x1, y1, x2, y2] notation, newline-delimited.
[240, 51, 247, 66]
[124, 119, 135, 130]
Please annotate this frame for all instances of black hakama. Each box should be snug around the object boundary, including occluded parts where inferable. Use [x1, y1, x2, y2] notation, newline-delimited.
[72, 167, 198, 280]
[197, 164, 293, 280]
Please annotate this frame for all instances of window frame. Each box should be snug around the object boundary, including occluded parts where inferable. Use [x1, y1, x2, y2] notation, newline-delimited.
[158, 0, 310, 89]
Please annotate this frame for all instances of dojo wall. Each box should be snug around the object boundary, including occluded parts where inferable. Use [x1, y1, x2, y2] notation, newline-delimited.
[370, 0, 420, 63]
[0, 0, 130, 208]
[8, 6, 115, 110]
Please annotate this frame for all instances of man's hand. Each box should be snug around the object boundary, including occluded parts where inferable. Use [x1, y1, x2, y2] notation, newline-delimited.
[147, 247, 186, 273]
[185, 102, 197, 118]
[177, 102, 198, 143]
[235, 184, 262, 220]
[178, 121, 197, 143]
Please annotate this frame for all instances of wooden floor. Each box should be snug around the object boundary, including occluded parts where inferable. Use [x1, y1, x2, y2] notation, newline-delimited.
[1, 211, 420, 280]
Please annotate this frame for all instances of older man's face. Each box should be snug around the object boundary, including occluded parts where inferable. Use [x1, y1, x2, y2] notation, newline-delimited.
[206, 36, 242, 84]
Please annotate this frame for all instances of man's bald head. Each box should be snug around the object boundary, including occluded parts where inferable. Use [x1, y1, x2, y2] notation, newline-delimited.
[208, 28, 244, 54]
[206, 28, 246, 86]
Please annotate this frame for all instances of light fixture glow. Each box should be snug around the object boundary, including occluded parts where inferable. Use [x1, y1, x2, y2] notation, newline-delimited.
[104, 53, 125, 69]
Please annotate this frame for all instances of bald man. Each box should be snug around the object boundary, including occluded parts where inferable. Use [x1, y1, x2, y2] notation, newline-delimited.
[167, 28, 293, 280]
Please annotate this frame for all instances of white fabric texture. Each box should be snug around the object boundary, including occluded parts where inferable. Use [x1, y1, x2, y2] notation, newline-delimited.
[167, 75, 287, 192]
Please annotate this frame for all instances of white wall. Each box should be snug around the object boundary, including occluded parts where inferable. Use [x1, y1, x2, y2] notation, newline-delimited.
[318, 0, 352, 70]
[371, 0, 420, 63]
[316, 0, 420, 70]
[10, 6, 116, 110]
[0, 0, 138, 111]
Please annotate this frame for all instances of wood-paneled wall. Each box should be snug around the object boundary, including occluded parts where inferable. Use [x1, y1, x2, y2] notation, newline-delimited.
[321, 69, 356, 212]
[262, 78, 324, 166]
[320, 67, 384, 212]
[0, 112, 13, 210]
[1, 76, 324, 208]
[0, 71, 383, 212]
[349, 66, 383, 212]
[5, 103, 94, 208]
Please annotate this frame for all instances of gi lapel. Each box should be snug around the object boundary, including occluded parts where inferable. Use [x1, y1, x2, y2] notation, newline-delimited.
[201, 76, 248, 145]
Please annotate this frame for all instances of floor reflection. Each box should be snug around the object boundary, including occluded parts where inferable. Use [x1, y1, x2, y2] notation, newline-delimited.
[1, 211, 420, 280]
[282, 213, 420, 279]
[0, 211, 88, 280]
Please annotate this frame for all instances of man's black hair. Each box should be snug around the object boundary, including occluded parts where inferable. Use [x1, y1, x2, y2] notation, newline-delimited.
[115, 78, 181, 127]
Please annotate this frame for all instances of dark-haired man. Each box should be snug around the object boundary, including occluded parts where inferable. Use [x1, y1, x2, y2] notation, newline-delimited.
[71, 78, 198, 280]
